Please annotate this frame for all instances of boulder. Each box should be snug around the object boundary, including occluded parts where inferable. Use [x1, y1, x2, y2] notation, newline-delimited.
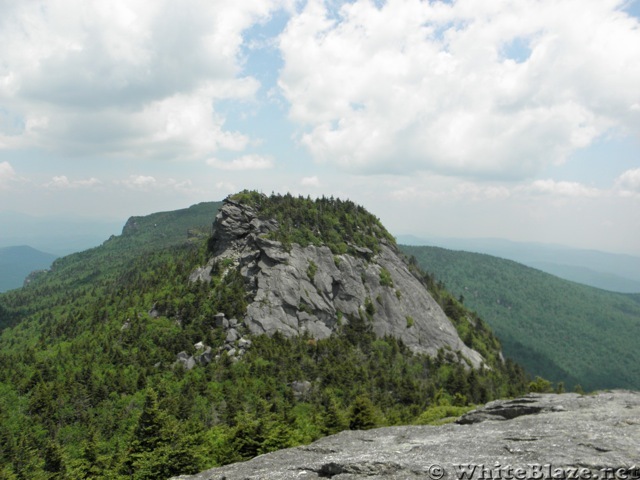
[225, 329, 239, 343]
[189, 265, 212, 283]
[195, 346, 212, 365]
[291, 380, 312, 400]
[214, 313, 227, 328]
[174, 351, 196, 371]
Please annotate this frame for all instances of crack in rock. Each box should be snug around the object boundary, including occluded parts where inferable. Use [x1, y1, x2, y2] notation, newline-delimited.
[318, 461, 404, 478]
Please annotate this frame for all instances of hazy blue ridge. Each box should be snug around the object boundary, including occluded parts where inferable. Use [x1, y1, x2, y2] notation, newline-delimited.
[0, 245, 58, 293]
[396, 235, 640, 293]
[0, 211, 124, 255]
[400, 244, 640, 391]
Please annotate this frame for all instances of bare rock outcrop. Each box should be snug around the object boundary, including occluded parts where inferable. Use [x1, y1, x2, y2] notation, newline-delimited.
[196, 198, 484, 367]
[171, 391, 640, 480]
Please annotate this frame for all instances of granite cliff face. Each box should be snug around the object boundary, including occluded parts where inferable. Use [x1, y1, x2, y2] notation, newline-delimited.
[172, 391, 640, 480]
[191, 198, 484, 367]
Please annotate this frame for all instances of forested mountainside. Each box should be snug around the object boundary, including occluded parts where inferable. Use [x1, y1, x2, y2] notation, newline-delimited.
[398, 236, 640, 293]
[0, 193, 527, 479]
[401, 245, 640, 391]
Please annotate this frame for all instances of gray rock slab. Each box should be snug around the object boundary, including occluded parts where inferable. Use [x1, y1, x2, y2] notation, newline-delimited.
[171, 391, 640, 480]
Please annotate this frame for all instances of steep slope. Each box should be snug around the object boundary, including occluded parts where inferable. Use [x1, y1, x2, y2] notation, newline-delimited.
[197, 194, 483, 366]
[401, 245, 640, 391]
[0, 245, 57, 292]
[0, 194, 527, 479]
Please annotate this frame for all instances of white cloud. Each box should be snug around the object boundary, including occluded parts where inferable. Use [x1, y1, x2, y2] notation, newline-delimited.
[207, 154, 274, 170]
[0, 161, 16, 188]
[166, 179, 194, 192]
[527, 179, 602, 197]
[0, 0, 287, 159]
[300, 175, 320, 187]
[119, 175, 201, 194]
[452, 182, 513, 200]
[215, 181, 238, 194]
[615, 167, 640, 196]
[122, 175, 158, 190]
[389, 185, 421, 202]
[386, 174, 604, 206]
[278, 0, 640, 179]
[44, 175, 101, 189]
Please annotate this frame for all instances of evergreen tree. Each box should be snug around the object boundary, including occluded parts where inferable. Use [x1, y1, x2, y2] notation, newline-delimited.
[122, 388, 174, 479]
[323, 396, 348, 435]
[348, 395, 378, 430]
[528, 376, 553, 393]
[227, 411, 264, 462]
[42, 439, 65, 478]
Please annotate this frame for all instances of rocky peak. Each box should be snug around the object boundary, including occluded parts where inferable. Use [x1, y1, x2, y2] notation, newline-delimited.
[196, 195, 485, 367]
[208, 198, 278, 255]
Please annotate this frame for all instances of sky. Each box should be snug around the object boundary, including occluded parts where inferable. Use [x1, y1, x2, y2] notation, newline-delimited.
[0, 0, 639, 255]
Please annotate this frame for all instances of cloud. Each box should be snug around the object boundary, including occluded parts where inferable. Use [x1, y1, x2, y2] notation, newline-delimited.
[119, 175, 199, 194]
[122, 175, 158, 190]
[615, 167, 640, 195]
[300, 175, 320, 187]
[44, 175, 102, 189]
[527, 179, 602, 197]
[278, 0, 640, 179]
[386, 174, 604, 205]
[215, 181, 238, 194]
[0, 0, 287, 159]
[207, 154, 274, 170]
[0, 161, 16, 188]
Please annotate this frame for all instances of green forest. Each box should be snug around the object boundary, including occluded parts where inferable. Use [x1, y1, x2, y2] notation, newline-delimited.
[401, 245, 640, 391]
[229, 190, 396, 254]
[0, 194, 533, 478]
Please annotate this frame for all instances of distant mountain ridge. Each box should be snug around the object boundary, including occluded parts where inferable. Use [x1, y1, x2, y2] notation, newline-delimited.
[400, 245, 640, 391]
[397, 235, 640, 293]
[0, 211, 123, 255]
[0, 245, 57, 293]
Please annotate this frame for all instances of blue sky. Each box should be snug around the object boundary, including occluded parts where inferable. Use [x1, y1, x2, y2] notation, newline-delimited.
[0, 0, 639, 255]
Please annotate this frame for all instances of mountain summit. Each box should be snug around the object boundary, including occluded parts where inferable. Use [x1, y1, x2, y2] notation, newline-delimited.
[194, 192, 483, 366]
[0, 192, 525, 478]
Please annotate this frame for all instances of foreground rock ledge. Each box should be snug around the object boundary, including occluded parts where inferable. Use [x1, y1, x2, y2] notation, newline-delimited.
[171, 391, 640, 480]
